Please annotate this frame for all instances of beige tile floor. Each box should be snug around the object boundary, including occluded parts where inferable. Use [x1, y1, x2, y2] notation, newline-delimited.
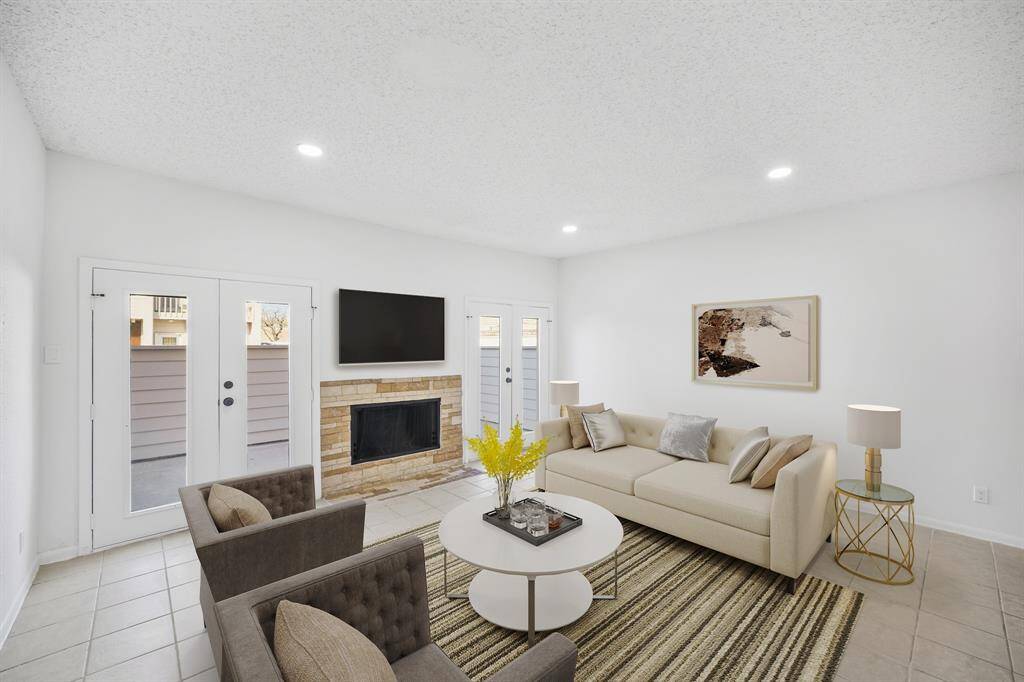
[3, 471, 1021, 682]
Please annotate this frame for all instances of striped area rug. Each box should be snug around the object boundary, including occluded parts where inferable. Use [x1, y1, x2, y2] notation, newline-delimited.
[374, 519, 861, 681]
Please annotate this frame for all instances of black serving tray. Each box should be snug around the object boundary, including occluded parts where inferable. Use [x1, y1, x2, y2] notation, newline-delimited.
[482, 497, 583, 546]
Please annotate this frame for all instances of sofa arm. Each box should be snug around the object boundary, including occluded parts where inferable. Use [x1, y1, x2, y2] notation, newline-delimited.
[537, 418, 572, 489]
[489, 633, 577, 682]
[769, 442, 837, 579]
[195, 499, 366, 601]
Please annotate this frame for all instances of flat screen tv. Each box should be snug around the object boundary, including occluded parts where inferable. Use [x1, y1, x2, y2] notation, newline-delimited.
[338, 289, 445, 364]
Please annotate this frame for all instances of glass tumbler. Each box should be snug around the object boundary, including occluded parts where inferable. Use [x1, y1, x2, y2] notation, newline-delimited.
[510, 503, 527, 529]
[527, 507, 547, 537]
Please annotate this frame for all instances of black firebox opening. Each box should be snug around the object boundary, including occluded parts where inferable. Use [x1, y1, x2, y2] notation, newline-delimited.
[350, 398, 441, 465]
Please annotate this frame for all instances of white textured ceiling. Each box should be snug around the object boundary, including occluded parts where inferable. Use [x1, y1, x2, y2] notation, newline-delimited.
[1, 1, 1021, 257]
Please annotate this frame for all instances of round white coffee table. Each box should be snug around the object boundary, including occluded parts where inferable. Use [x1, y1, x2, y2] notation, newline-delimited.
[438, 492, 622, 645]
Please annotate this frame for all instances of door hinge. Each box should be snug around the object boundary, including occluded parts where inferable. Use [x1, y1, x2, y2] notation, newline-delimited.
[89, 514, 95, 530]
[89, 404, 96, 420]
[311, 305, 317, 319]
[90, 292, 105, 309]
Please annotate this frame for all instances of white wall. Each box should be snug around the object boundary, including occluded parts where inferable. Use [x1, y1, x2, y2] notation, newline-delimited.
[558, 173, 1024, 547]
[40, 152, 559, 556]
[0, 55, 45, 641]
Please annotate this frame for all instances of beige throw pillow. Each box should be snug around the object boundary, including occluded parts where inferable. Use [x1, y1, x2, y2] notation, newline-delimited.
[565, 403, 605, 448]
[274, 600, 397, 682]
[750, 435, 813, 489]
[727, 427, 771, 483]
[207, 483, 272, 532]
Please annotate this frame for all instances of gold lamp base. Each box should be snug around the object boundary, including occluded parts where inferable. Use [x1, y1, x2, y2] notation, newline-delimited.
[864, 447, 882, 492]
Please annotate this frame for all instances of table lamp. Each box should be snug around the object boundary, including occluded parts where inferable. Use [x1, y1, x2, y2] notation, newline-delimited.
[549, 381, 580, 417]
[847, 404, 901, 492]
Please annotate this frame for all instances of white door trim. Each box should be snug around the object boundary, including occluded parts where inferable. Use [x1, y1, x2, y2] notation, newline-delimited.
[77, 257, 321, 555]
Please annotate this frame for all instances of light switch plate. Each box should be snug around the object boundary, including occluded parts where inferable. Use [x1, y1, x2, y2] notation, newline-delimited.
[43, 345, 61, 364]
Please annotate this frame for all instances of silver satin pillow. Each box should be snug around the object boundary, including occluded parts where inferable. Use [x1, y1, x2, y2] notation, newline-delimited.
[581, 409, 627, 452]
[727, 426, 772, 483]
[657, 413, 717, 461]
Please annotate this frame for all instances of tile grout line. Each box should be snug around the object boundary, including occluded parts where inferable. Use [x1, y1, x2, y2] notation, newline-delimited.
[992, 538, 1015, 675]
[80, 548, 106, 680]
[165, 542, 185, 682]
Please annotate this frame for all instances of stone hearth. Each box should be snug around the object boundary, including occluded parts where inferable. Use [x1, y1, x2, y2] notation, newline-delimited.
[320, 375, 462, 499]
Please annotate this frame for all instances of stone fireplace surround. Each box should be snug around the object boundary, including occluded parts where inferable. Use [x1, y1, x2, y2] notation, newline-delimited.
[320, 375, 462, 499]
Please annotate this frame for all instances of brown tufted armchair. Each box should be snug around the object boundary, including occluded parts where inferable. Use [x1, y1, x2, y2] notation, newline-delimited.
[179, 465, 365, 679]
[216, 535, 578, 681]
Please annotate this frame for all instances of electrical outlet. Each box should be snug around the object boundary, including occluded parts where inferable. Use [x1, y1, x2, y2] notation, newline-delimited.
[972, 486, 990, 504]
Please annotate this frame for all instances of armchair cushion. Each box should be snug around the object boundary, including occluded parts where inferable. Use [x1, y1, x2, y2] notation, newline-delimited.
[274, 600, 397, 682]
[208, 483, 272, 531]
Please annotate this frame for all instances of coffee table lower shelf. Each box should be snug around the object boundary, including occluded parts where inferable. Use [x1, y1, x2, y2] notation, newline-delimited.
[443, 549, 618, 645]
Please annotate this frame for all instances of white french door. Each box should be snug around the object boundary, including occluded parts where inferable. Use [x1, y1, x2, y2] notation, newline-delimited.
[218, 280, 313, 476]
[464, 301, 551, 448]
[91, 267, 314, 549]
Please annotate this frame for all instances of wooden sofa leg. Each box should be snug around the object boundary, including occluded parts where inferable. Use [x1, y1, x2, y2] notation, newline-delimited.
[786, 574, 802, 595]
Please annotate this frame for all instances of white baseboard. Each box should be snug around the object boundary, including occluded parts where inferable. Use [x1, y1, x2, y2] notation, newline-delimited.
[37, 545, 83, 565]
[0, 558, 39, 650]
[917, 514, 1024, 549]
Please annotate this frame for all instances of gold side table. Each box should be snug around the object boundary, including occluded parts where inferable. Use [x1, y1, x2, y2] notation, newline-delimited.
[833, 479, 915, 585]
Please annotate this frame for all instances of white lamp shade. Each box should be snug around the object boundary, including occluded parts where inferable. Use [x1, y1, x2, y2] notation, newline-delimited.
[549, 380, 580, 406]
[847, 404, 901, 449]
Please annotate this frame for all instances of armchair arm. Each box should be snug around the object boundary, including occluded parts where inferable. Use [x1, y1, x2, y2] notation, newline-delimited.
[217, 536, 431, 682]
[488, 633, 577, 682]
[769, 442, 837, 578]
[537, 418, 572, 489]
[192, 498, 366, 601]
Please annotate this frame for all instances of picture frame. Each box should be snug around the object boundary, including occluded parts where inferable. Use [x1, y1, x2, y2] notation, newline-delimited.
[692, 295, 819, 390]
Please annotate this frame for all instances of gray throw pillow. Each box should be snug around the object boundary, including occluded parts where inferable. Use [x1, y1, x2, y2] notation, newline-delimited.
[581, 409, 627, 451]
[727, 427, 772, 483]
[657, 413, 717, 462]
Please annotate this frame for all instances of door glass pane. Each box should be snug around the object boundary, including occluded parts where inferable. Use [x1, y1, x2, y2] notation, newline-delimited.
[521, 318, 539, 435]
[479, 316, 500, 435]
[129, 294, 187, 511]
[246, 302, 290, 472]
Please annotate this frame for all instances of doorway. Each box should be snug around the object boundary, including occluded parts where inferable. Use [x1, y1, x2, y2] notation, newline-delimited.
[464, 300, 552, 448]
[89, 266, 316, 549]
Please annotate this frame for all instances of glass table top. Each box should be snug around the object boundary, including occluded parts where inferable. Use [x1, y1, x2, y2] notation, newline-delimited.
[836, 479, 914, 503]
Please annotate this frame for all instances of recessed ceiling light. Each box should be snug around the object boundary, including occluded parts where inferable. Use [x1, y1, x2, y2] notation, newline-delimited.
[296, 143, 324, 158]
[767, 166, 793, 180]
[562, 224, 578, 233]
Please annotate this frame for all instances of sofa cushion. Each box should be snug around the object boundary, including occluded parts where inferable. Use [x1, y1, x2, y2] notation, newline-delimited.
[633, 460, 774, 536]
[544, 445, 678, 495]
[617, 413, 666, 449]
[207, 483, 272, 531]
[390, 644, 470, 681]
[273, 599, 397, 682]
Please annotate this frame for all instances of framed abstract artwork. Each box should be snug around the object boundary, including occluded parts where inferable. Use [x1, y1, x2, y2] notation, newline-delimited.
[692, 295, 819, 390]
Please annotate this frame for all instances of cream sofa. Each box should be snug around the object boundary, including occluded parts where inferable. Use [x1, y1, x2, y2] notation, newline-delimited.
[537, 414, 836, 590]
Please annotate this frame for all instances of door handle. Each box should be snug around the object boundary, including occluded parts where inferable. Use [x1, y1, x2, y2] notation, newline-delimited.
[223, 380, 234, 389]
[505, 377, 512, 383]
[223, 397, 235, 406]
